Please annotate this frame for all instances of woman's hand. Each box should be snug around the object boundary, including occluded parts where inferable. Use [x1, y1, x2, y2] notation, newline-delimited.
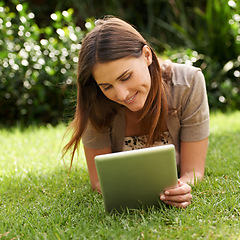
[160, 179, 192, 208]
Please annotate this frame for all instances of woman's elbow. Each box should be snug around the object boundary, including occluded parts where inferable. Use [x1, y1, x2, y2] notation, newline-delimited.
[91, 181, 101, 194]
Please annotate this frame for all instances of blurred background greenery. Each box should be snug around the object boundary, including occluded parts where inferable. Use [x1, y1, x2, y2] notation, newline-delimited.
[0, 0, 239, 126]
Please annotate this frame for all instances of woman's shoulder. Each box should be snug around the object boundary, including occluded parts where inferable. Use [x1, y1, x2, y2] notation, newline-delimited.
[159, 59, 203, 87]
[163, 62, 207, 110]
[170, 62, 203, 87]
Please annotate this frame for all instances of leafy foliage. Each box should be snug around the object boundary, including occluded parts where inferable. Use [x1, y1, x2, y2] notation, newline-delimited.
[0, 1, 94, 125]
[163, 0, 240, 110]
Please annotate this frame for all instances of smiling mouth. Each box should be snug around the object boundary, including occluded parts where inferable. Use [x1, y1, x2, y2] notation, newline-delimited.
[125, 92, 138, 104]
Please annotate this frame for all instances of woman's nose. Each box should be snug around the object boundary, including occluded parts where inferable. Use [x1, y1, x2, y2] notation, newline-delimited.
[115, 85, 129, 101]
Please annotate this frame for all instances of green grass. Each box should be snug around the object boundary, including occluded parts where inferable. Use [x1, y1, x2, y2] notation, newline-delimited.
[1, 112, 240, 239]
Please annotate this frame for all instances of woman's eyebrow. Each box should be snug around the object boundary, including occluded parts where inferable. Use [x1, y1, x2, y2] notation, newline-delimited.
[116, 69, 130, 80]
[98, 83, 110, 87]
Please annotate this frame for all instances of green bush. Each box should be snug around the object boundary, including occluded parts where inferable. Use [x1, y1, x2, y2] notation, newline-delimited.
[160, 0, 240, 110]
[0, 1, 94, 125]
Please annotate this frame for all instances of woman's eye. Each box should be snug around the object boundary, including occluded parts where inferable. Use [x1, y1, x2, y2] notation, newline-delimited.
[121, 73, 132, 81]
[103, 85, 112, 91]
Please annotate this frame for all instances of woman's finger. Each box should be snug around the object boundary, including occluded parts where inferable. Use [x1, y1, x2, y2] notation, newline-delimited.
[165, 182, 191, 196]
[160, 193, 192, 203]
[163, 200, 191, 209]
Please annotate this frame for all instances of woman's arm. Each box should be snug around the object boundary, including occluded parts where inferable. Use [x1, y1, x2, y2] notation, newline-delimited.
[83, 145, 112, 193]
[160, 137, 208, 208]
[180, 137, 208, 184]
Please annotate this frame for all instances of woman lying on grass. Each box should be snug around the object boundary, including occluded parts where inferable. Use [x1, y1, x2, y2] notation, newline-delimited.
[63, 16, 209, 208]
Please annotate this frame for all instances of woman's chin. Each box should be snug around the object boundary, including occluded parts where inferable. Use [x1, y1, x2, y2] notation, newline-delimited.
[125, 104, 144, 112]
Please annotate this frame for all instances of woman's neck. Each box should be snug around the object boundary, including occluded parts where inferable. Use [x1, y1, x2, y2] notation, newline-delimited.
[124, 107, 168, 137]
[125, 108, 143, 137]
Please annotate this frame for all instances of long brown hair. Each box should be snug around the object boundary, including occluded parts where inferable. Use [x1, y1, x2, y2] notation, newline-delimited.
[62, 16, 171, 169]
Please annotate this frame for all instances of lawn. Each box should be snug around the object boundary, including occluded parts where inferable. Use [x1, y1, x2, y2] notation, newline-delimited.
[0, 111, 240, 239]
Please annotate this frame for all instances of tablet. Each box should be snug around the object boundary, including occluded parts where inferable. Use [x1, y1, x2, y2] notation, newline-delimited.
[94, 144, 178, 212]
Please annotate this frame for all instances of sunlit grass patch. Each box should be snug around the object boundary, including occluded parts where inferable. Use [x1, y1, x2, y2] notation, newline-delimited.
[1, 112, 240, 239]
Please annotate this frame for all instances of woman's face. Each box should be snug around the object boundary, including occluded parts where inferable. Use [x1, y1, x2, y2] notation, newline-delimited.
[93, 45, 152, 112]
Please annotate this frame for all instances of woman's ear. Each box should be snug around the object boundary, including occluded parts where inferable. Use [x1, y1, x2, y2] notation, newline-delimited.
[142, 45, 152, 66]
